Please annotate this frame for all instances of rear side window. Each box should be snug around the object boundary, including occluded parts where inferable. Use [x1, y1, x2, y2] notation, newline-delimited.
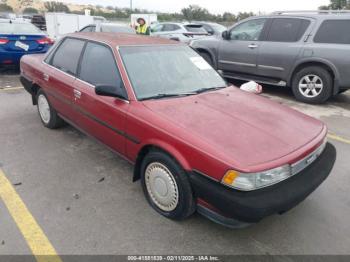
[78, 42, 123, 90]
[314, 20, 350, 44]
[51, 38, 85, 75]
[184, 25, 206, 33]
[266, 18, 310, 42]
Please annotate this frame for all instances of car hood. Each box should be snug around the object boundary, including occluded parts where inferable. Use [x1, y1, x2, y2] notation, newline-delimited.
[142, 87, 325, 169]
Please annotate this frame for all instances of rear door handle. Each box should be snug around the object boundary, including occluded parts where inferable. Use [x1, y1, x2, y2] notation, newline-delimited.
[73, 89, 81, 99]
[248, 44, 258, 49]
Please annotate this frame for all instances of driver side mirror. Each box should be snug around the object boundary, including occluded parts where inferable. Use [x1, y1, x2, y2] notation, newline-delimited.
[222, 30, 230, 40]
[95, 85, 127, 100]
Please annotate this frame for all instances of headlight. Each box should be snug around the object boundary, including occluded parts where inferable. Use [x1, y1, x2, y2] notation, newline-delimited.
[222, 165, 291, 191]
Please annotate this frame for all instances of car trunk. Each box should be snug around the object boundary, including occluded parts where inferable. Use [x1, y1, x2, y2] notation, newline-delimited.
[0, 34, 45, 52]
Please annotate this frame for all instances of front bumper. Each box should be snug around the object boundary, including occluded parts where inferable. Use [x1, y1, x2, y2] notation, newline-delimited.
[189, 142, 336, 224]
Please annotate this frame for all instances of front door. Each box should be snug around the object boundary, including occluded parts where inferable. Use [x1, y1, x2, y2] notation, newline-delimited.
[73, 41, 129, 155]
[218, 18, 267, 76]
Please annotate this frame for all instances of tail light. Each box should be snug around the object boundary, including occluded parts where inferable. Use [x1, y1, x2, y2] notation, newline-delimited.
[36, 37, 54, 45]
[0, 39, 9, 45]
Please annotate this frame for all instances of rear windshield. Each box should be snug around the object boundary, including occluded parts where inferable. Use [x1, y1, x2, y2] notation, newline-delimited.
[184, 25, 207, 33]
[0, 22, 43, 34]
[314, 20, 350, 44]
[101, 25, 135, 34]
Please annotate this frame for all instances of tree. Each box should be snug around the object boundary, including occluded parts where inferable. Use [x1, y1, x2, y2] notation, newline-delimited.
[319, 0, 350, 10]
[181, 5, 211, 21]
[0, 3, 13, 12]
[44, 1, 70, 12]
[23, 7, 38, 14]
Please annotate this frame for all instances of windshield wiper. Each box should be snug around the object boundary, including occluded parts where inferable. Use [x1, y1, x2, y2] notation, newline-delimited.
[194, 86, 228, 94]
[140, 92, 196, 101]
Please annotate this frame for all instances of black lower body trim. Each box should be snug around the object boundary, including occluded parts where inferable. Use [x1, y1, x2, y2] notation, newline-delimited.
[190, 143, 336, 223]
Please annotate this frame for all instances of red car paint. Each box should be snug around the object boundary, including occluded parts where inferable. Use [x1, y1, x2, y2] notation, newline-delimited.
[20, 33, 330, 223]
[20, 33, 327, 181]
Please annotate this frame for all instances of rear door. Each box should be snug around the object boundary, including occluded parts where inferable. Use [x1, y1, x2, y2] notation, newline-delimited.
[257, 18, 312, 80]
[73, 41, 129, 155]
[44, 37, 86, 121]
[218, 18, 267, 76]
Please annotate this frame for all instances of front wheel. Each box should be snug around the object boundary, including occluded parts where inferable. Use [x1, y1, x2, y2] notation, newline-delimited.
[37, 89, 65, 129]
[292, 66, 333, 104]
[141, 150, 196, 220]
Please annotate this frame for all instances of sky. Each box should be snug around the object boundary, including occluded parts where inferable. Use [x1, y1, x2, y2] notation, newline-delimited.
[61, 0, 330, 14]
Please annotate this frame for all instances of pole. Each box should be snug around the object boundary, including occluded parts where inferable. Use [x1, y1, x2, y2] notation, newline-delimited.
[130, 0, 133, 11]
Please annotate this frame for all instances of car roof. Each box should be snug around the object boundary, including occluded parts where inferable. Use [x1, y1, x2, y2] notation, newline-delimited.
[67, 32, 182, 46]
[251, 11, 350, 20]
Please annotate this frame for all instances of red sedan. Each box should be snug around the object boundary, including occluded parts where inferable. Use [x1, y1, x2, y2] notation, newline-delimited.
[20, 33, 336, 228]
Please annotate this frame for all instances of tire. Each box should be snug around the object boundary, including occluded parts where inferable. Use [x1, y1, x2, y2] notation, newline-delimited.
[36, 89, 65, 129]
[199, 52, 214, 67]
[140, 150, 196, 220]
[292, 66, 333, 104]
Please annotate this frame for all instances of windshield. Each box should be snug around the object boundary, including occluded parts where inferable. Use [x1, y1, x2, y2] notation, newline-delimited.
[0, 22, 43, 34]
[211, 23, 227, 33]
[120, 45, 227, 100]
[101, 25, 135, 34]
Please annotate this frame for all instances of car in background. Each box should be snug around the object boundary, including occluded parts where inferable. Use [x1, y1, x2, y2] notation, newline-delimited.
[0, 19, 53, 67]
[194, 21, 227, 36]
[20, 32, 336, 227]
[31, 15, 46, 31]
[191, 11, 350, 104]
[150, 22, 208, 43]
[80, 23, 135, 34]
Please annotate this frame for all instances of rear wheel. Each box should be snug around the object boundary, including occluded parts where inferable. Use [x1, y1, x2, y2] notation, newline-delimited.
[37, 89, 65, 129]
[140, 150, 196, 220]
[292, 66, 333, 104]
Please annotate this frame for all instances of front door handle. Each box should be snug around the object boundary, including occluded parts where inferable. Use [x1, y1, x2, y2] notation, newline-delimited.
[73, 89, 81, 99]
[248, 43, 258, 49]
[43, 73, 49, 82]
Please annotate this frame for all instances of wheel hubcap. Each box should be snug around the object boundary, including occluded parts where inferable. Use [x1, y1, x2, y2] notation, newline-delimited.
[298, 75, 323, 98]
[38, 94, 51, 124]
[145, 162, 179, 212]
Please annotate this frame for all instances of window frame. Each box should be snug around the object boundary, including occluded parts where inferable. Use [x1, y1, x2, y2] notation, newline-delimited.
[47, 37, 86, 77]
[76, 39, 129, 101]
[264, 17, 311, 43]
[228, 18, 268, 42]
[313, 19, 350, 44]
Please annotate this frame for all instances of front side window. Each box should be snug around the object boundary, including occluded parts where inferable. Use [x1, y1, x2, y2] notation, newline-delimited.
[266, 18, 310, 42]
[229, 19, 266, 41]
[51, 38, 85, 76]
[151, 24, 163, 32]
[314, 20, 350, 44]
[120, 45, 227, 100]
[79, 42, 124, 92]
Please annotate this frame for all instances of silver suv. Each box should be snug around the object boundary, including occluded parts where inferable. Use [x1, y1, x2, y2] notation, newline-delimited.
[190, 11, 350, 103]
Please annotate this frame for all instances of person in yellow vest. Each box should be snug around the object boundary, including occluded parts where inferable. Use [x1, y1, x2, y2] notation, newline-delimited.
[135, 18, 150, 35]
